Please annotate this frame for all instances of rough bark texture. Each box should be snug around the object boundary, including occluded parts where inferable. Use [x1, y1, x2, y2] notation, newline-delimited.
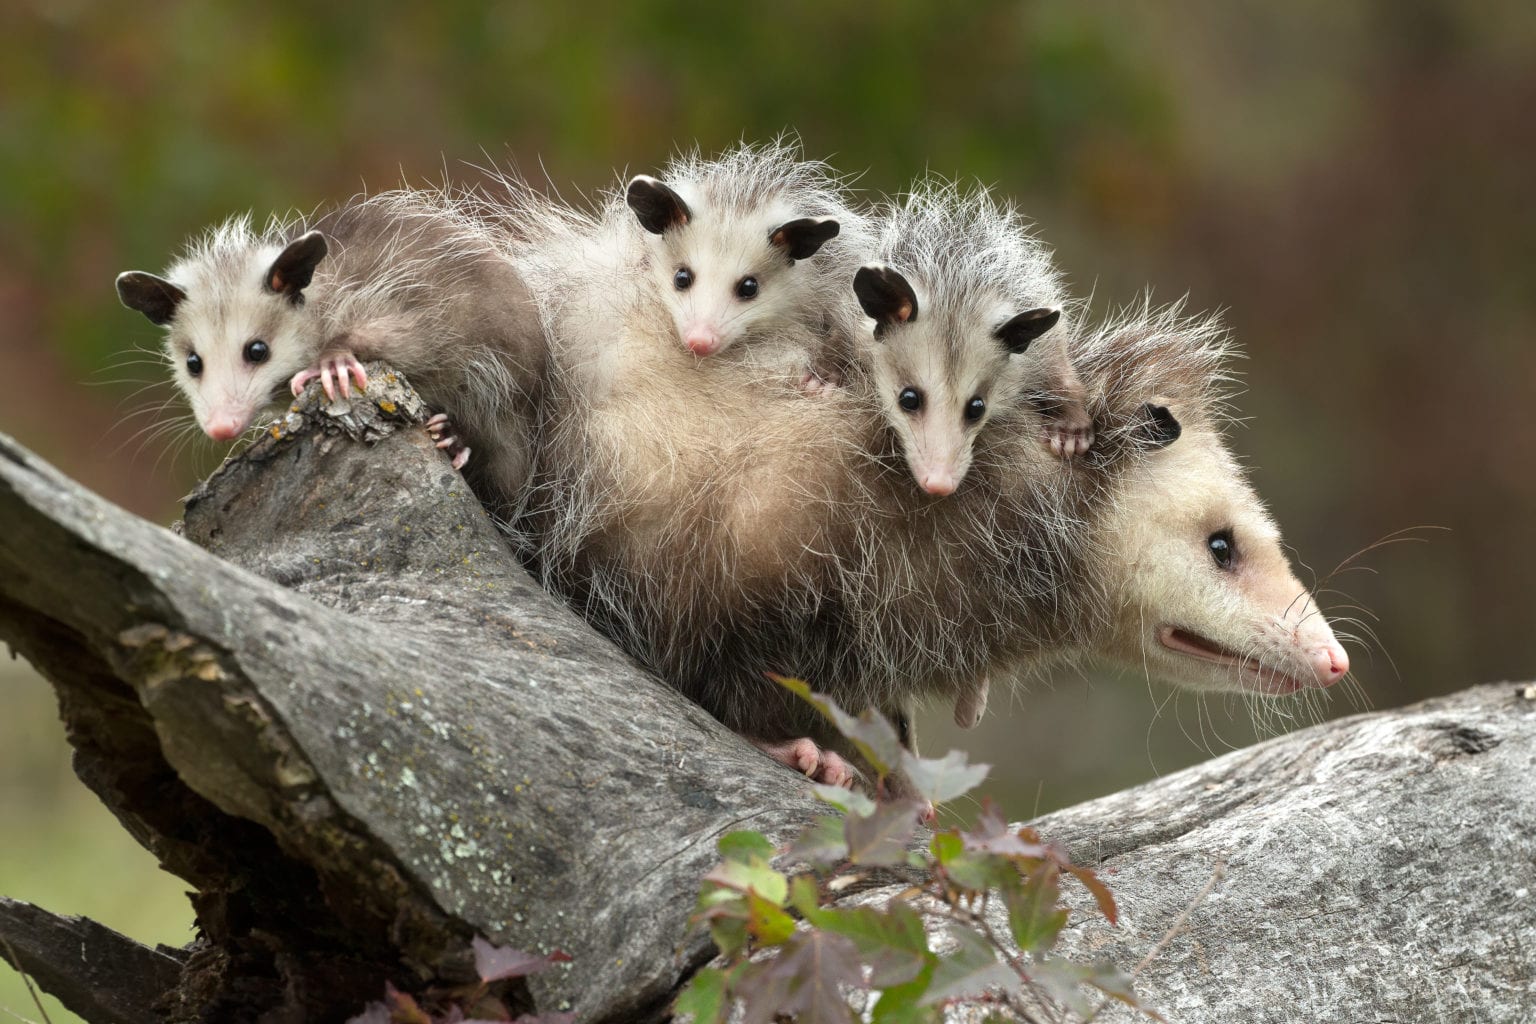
[0, 369, 1531, 1022]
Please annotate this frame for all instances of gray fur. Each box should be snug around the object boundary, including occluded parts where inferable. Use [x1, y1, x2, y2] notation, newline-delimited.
[853, 179, 1089, 494]
[126, 191, 548, 519]
[506, 284, 1245, 764]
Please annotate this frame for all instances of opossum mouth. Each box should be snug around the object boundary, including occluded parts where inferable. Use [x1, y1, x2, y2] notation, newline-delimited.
[1157, 626, 1309, 696]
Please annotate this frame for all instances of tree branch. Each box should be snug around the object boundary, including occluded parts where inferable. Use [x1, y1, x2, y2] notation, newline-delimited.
[1, 370, 1531, 1022]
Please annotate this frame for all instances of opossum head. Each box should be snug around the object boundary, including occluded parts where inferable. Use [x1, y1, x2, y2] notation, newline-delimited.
[118, 224, 329, 441]
[855, 263, 1061, 496]
[1096, 404, 1349, 695]
[625, 174, 841, 357]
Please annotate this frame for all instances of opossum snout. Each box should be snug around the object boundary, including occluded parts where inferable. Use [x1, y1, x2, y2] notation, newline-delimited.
[684, 325, 722, 356]
[1304, 640, 1349, 688]
[204, 412, 248, 441]
[918, 467, 957, 496]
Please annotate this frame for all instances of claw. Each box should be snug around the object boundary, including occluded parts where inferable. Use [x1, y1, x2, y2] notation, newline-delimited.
[289, 368, 318, 397]
[751, 737, 855, 788]
[423, 412, 471, 470]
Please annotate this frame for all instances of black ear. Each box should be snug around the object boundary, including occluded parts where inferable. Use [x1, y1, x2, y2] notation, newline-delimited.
[116, 271, 187, 326]
[768, 217, 840, 261]
[1139, 403, 1182, 449]
[995, 307, 1060, 355]
[265, 231, 328, 299]
[626, 175, 691, 234]
[853, 265, 919, 338]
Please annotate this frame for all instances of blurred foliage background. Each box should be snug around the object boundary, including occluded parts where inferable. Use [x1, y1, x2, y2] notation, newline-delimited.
[2, 1, 1533, 1018]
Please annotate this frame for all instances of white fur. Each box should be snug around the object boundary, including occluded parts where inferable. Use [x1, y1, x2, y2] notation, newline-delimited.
[129, 191, 548, 519]
[857, 180, 1077, 493]
[497, 138, 874, 399]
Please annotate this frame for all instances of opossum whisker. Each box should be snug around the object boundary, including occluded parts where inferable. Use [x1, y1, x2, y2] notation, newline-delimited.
[1310, 526, 1448, 595]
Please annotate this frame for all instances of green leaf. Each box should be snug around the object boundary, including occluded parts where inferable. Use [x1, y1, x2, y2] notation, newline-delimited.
[845, 800, 922, 866]
[1006, 865, 1068, 953]
[746, 890, 797, 946]
[943, 850, 1018, 893]
[718, 830, 775, 864]
[789, 874, 823, 918]
[1027, 957, 1095, 1018]
[813, 783, 877, 818]
[929, 831, 963, 865]
[674, 966, 731, 1024]
[1085, 958, 1159, 1016]
[704, 857, 788, 906]
[897, 749, 990, 804]
[801, 901, 929, 988]
[771, 675, 903, 775]
[868, 960, 938, 1024]
[789, 815, 850, 865]
[696, 897, 750, 958]
[735, 930, 862, 1024]
[919, 924, 1019, 1005]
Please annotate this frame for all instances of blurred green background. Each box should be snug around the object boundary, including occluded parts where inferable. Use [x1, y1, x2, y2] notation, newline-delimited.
[3, 1, 1533, 1018]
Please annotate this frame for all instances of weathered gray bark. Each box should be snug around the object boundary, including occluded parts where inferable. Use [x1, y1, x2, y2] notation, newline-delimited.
[0, 371, 1531, 1023]
[956, 679, 1536, 1024]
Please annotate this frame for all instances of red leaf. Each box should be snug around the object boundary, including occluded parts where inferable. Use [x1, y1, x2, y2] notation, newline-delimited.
[1065, 864, 1119, 926]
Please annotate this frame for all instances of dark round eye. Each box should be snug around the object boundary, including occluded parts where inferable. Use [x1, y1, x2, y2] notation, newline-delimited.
[735, 276, 759, 299]
[243, 339, 270, 364]
[897, 387, 923, 413]
[1208, 530, 1235, 569]
[186, 352, 203, 377]
[674, 267, 694, 291]
[964, 396, 986, 422]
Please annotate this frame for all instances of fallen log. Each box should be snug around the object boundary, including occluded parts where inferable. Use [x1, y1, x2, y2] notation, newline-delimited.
[1, 371, 1530, 1022]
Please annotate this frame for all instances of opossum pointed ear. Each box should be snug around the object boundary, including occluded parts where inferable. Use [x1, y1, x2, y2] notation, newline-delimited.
[265, 231, 328, 299]
[995, 307, 1061, 355]
[769, 217, 840, 261]
[854, 265, 919, 338]
[1137, 402, 1183, 449]
[626, 175, 691, 234]
[116, 271, 187, 326]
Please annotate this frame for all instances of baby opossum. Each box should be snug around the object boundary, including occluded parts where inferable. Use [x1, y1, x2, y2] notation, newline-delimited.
[852, 181, 1093, 497]
[505, 139, 872, 401]
[115, 191, 546, 518]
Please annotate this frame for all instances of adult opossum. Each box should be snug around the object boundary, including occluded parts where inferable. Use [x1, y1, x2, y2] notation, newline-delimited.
[518, 274, 1348, 787]
[115, 190, 546, 518]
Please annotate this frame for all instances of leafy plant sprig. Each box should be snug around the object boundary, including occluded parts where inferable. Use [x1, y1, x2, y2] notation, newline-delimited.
[675, 678, 1160, 1024]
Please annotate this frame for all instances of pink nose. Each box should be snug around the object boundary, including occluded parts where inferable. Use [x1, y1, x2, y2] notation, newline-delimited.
[205, 415, 246, 441]
[684, 328, 721, 356]
[919, 469, 957, 496]
[1306, 642, 1350, 687]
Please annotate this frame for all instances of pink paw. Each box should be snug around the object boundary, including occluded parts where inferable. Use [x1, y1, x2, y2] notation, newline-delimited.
[425, 413, 472, 470]
[290, 352, 369, 401]
[798, 367, 842, 396]
[751, 737, 855, 788]
[1045, 411, 1094, 459]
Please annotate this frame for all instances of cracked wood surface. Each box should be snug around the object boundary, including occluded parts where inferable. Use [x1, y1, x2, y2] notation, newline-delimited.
[0, 368, 820, 1022]
[1, 368, 1532, 1022]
